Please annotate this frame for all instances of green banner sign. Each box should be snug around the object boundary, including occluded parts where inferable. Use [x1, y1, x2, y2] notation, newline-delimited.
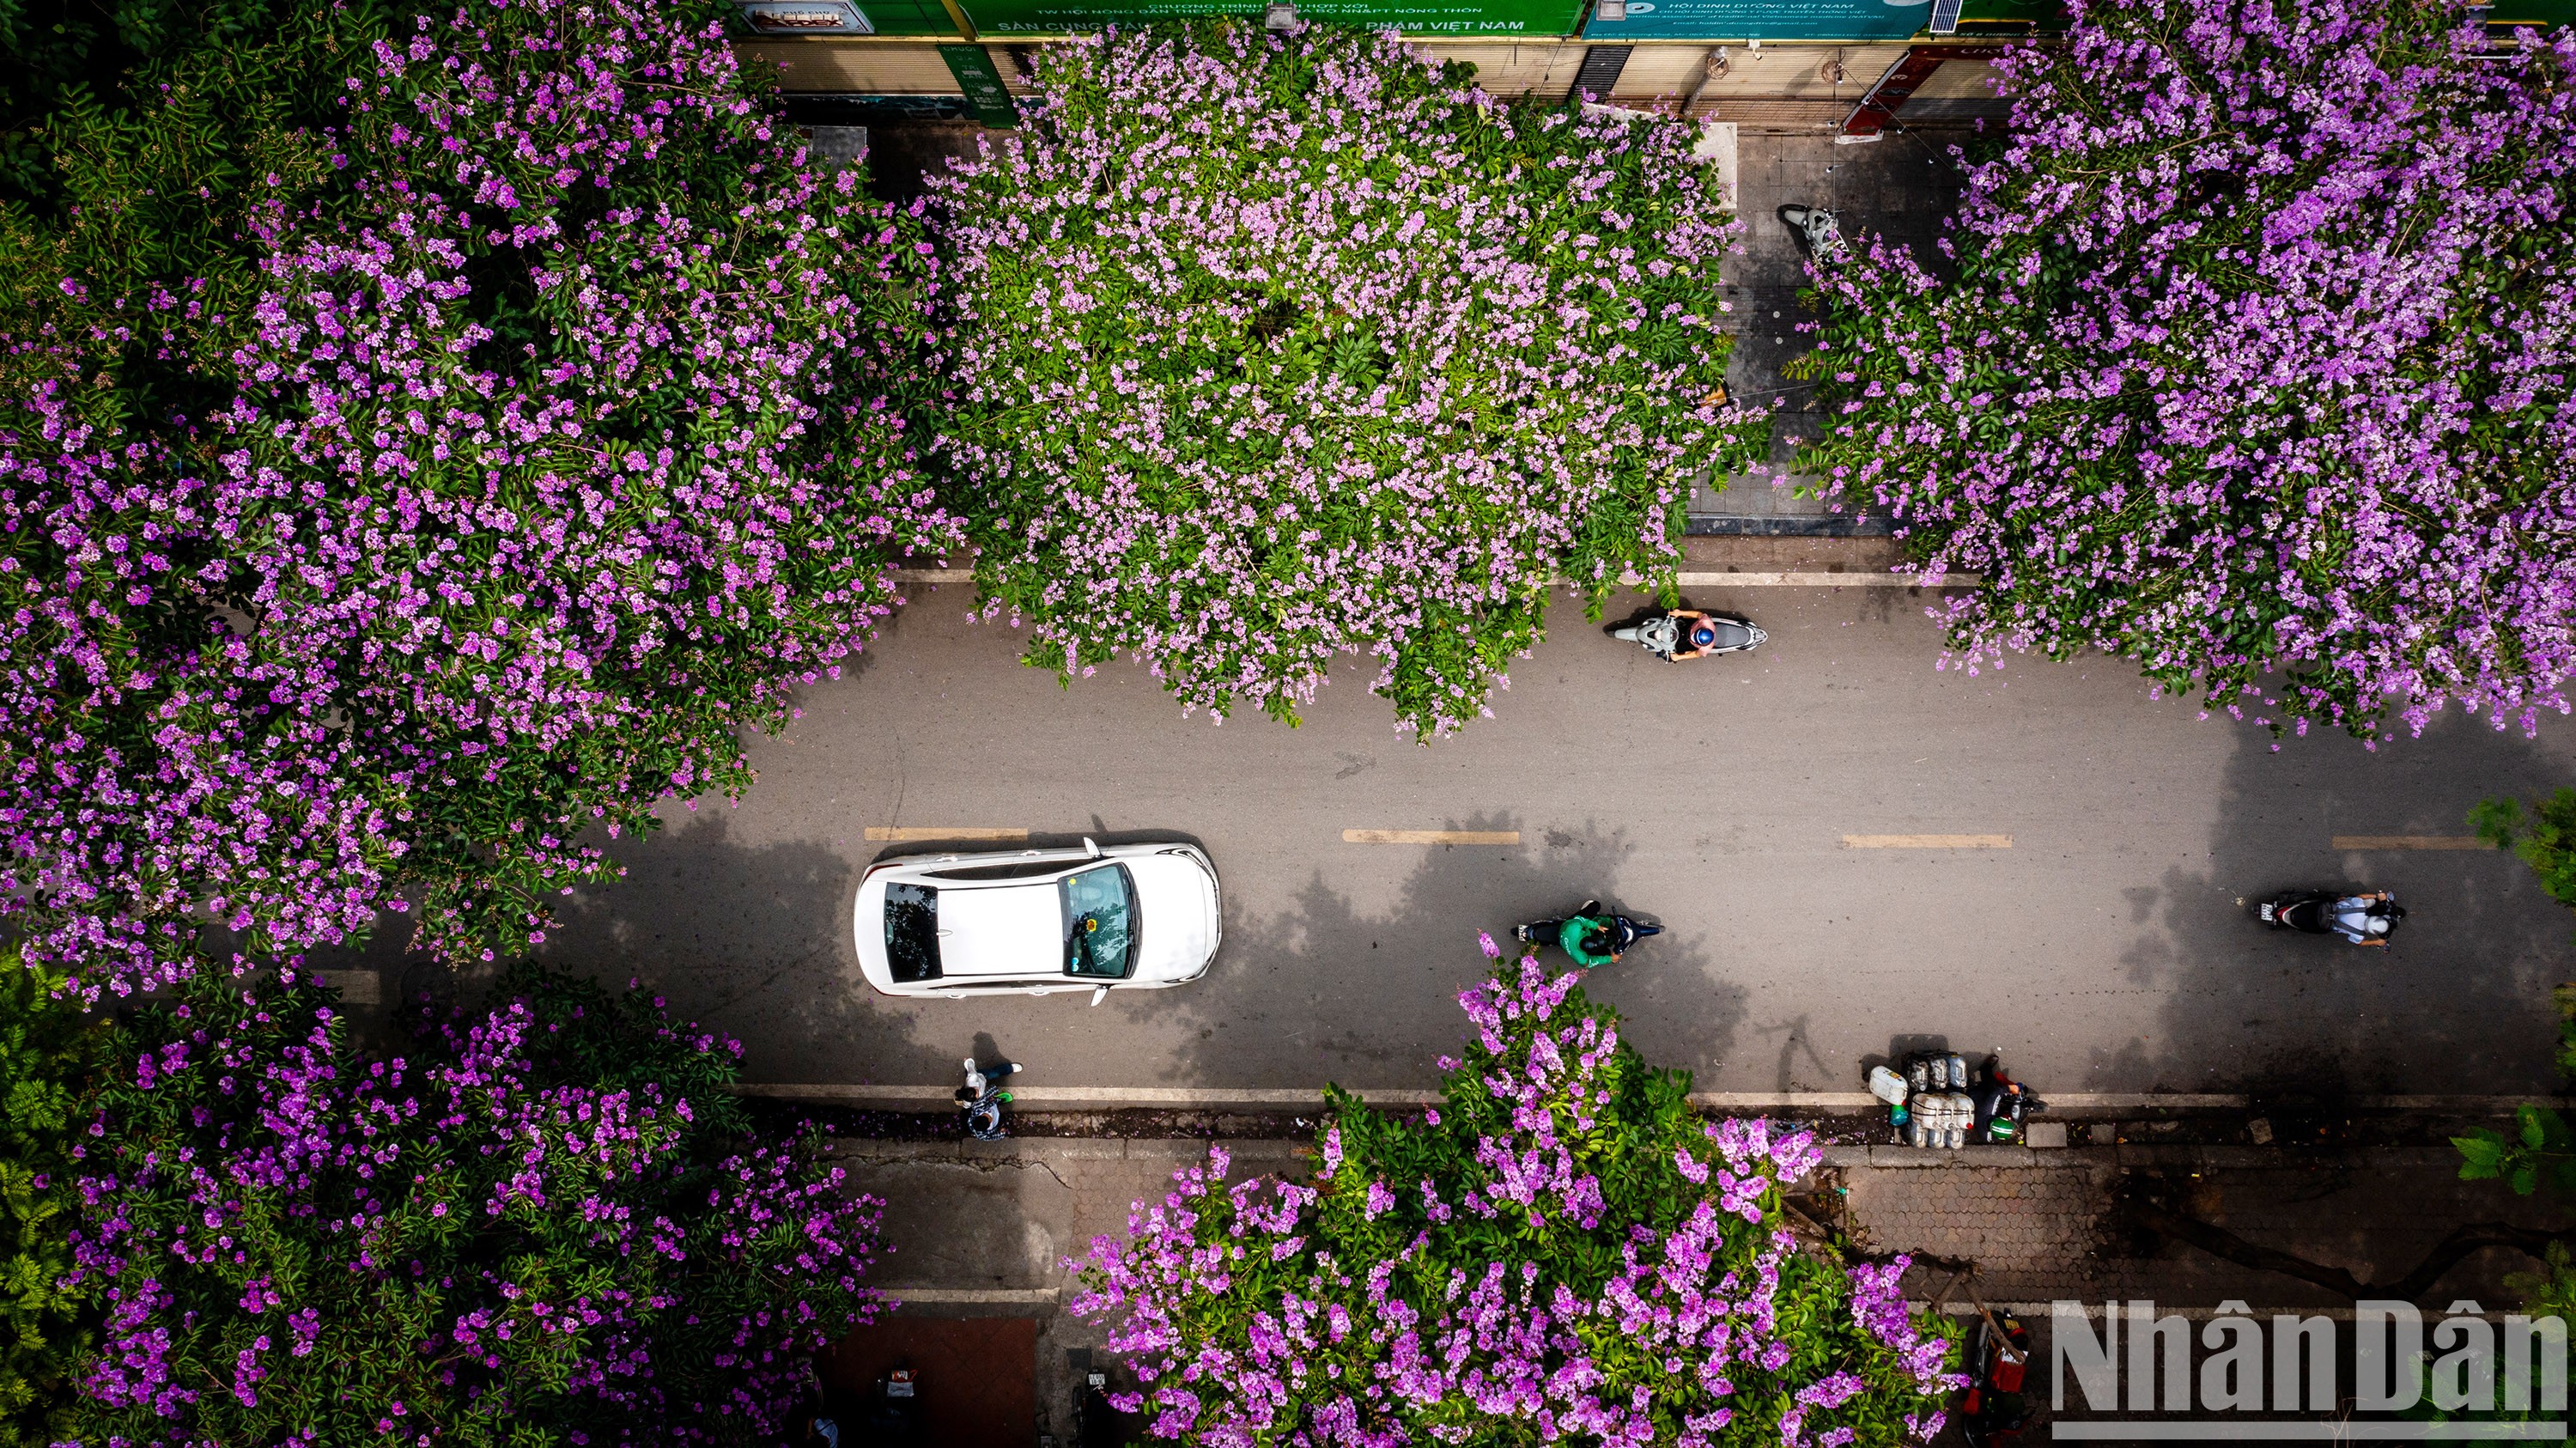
[957, 0, 1583, 34]
[939, 43, 1024, 124]
[1587, 0, 1928, 40]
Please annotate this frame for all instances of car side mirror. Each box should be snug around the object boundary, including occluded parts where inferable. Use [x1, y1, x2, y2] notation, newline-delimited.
[1090, 986, 1109, 1007]
[1083, 836, 1102, 859]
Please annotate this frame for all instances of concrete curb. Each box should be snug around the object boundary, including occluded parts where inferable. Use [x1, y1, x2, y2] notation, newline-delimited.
[817, 1135, 2476, 1173]
[887, 568, 1975, 589]
[744, 1082, 2570, 1116]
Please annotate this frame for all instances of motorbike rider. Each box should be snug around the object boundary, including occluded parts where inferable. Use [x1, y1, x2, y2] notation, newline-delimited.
[1558, 899, 1623, 968]
[2329, 891, 2396, 946]
[1662, 610, 1727, 662]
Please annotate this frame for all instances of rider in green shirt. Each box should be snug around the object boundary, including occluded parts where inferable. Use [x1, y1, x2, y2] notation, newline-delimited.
[1557, 905, 1620, 968]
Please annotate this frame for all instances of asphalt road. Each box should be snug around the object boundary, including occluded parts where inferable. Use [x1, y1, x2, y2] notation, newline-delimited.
[522, 582, 2576, 1100]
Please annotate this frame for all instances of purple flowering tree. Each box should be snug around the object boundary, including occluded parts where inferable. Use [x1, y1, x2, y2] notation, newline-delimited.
[0, 0, 959, 1001]
[932, 21, 1765, 737]
[1801, 1, 2576, 739]
[64, 964, 881, 1445]
[1071, 942, 1959, 1445]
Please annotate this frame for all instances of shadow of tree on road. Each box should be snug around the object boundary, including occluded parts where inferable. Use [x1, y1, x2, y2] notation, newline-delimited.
[534, 812, 955, 1088]
[1131, 812, 1753, 1092]
[2105, 710, 2570, 1098]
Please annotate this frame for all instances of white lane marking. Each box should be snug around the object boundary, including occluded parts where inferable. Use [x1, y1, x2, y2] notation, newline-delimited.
[2331, 835, 2495, 850]
[865, 826, 1029, 842]
[1841, 834, 2012, 849]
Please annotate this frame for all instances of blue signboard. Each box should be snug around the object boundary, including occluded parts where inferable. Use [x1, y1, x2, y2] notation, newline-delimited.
[1585, 0, 1930, 39]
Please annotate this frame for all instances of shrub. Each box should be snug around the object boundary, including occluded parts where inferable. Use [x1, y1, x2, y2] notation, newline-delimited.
[1070, 937, 1959, 1445]
[933, 21, 1763, 737]
[0, 953, 109, 1448]
[1798, 0, 2576, 740]
[0, 0, 959, 999]
[0, 0, 398, 417]
[62, 964, 882, 1446]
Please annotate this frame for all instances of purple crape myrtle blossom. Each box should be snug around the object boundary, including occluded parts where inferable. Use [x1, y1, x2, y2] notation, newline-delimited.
[63, 963, 884, 1445]
[1800, 0, 2576, 743]
[1071, 945, 1961, 1445]
[931, 21, 1766, 739]
[0, 0, 959, 1001]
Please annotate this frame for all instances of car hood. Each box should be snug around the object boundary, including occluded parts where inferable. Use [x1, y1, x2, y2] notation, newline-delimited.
[1127, 854, 1218, 983]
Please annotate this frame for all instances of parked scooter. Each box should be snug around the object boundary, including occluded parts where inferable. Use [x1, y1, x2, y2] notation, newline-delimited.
[1868, 1050, 2046, 1148]
[1957, 1307, 2032, 1448]
[956, 1056, 1021, 1141]
[1613, 608, 1766, 661]
[1777, 203, 1845, 260]
[2257, 889, 2403, 946]
[859, 1363, 923, 1446]
[1513, 898, 1662, 967]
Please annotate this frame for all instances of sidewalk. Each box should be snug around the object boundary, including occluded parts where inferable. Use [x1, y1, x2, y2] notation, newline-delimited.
[827, 1133, 2573, 1439]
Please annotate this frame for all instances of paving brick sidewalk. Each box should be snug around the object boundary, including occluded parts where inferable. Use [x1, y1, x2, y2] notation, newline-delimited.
[824, 1133, 2572, 1436]
[1826, 1142, 2568, 1312]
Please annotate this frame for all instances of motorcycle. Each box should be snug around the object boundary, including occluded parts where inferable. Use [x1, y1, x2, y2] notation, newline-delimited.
[1957, 1307, 2032, 1448]
[1512, 899, 1662, 965]
[1777, 203, 1845, 260]
[1613, 609, 1766, 660]
[1868, 1049, 2046, 1149]
[955, 1056, 1022, 1141]
[2257, 889, 2403, 946]
[859, 1363, 923, 1445]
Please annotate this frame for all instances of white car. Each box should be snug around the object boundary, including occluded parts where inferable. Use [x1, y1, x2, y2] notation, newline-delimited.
[853, 838, 1221, 1001]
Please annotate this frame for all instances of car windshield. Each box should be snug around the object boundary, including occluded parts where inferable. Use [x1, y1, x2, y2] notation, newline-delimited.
[884, 883, 940, 982]
[1060, 866, 1136, 979]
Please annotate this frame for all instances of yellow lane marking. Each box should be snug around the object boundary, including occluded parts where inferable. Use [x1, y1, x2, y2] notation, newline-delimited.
[865, 826, 1029, 842]
[2331, 835, 2495, 851]
[1342, 829, 1522, 846]
[1841, 834, 2013, 849]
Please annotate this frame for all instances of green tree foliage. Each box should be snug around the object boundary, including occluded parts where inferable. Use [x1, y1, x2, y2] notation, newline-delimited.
[2474, 789, 2576, 915]
[2507, 1241, 2576, 1323]
[0, 0, 398, 412]
[0, 955, 107, 1448]
[2455, 1104, 2576, 1198]
[62, 964, 884, 1446]
[933, 21, 1765, 736]
[1071, 946, 1959, 1445]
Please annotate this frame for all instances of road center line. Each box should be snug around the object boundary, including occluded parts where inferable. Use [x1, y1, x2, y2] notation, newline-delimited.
[1343, 829, 1522, 845]
[1842, 833, 2012, 849]
[864, 826, 1029, 842]
[2331, 835, 2495, 851]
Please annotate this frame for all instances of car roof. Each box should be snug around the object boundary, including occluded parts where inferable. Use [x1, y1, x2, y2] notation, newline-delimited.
[936, 881, 1061, 977]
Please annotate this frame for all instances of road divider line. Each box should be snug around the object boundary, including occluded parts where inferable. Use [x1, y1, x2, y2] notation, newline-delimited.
[1343, 829, 1522, 846]
[1841, 833, 2013, 849]
[2331, 835, 2495, 851]
[889, 569, 975, 583]
[864, 825, 1029, 842]
[733, 1084, 2574, 1115]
